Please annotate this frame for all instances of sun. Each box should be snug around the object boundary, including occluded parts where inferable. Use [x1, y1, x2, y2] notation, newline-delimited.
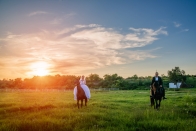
[34, 68, 48, 76]
[30, 61, 49, 76]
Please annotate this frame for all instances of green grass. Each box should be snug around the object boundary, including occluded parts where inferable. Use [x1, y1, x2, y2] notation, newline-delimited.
[0, 88, 196, 131]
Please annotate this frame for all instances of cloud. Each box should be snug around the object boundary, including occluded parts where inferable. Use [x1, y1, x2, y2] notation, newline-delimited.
[173, 22, 181, 27]
[48, 12, 76, 25]
[67, 12, 76, 17]
[28, 11, 49, 16]
[123, 27, 167, 48]
[49, 18, 63, 25]
[181, 29, 189, 32]
[0, 25, 167, 78]
[173, 22, 189, 33]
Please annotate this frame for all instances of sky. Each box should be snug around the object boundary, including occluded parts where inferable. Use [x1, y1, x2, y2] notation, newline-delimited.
[0, 0, 196, 79]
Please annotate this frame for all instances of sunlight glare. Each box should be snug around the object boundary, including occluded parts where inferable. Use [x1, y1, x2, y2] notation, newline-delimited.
[30, 61, 49, 76]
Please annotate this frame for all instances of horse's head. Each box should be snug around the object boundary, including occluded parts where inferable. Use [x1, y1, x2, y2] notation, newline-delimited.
[75, 79, 80, 86]
[152, 82, 158, 95]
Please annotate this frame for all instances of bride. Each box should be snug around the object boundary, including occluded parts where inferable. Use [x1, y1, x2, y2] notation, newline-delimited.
[73, 75, 91, 100]
[80, 75, 91, 99]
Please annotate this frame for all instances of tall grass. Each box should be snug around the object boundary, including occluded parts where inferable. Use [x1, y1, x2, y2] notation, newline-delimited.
[0, 89, 196, 131]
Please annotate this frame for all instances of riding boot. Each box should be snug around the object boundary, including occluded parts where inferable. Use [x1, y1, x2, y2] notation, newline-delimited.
[163, 96, 167, 99]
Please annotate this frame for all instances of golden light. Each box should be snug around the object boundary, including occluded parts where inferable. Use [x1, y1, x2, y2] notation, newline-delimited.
[30, 61, 50, 76]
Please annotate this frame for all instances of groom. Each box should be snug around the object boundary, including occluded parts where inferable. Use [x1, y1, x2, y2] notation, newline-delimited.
[150, 72, 167, 99]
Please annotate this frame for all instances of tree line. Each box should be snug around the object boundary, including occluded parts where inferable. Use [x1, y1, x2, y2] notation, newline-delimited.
[0, 67, 195, 90]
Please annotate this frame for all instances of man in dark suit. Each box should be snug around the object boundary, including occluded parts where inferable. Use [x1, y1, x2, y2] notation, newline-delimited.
[150, 72, 167, 99]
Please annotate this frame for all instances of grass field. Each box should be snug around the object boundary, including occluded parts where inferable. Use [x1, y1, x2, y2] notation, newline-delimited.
[0, 88, 196, 131]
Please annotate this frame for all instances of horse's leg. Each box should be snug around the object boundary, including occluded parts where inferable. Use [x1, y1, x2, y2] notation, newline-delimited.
[85, 98, 87, 106]
[157, 99, 161, 109]
[159, 99, 161, 108]
[150, 96, 154, 107]
[77, 100, 79, 109]
[81, 99, 83, 108]
[155, 99, 159, 109]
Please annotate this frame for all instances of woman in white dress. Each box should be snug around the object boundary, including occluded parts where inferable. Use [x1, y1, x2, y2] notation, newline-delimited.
[73, 75, 91, 100]
[79, 75, 91, 99]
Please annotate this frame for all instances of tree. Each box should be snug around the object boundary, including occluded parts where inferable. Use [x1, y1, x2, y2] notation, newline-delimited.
[14, 78, 23, 88]
[102, 74, 123, 88]
[167, 67, 186, 83]
[86, 74, 102, 88]
[131, 74, 138, 80]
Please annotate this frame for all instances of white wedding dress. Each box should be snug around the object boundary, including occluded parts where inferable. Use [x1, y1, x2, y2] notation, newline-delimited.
[73, 79, 91, 100]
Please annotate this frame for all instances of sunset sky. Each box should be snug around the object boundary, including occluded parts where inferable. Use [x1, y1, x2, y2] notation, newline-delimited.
[0, 0, 196, 79]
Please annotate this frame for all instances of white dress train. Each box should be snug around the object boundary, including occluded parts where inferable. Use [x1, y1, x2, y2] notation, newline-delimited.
[73, 87, 77, 100]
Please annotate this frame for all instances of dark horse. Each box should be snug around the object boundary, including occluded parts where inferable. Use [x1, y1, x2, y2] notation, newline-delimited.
[151, 82, 163, 109]
[76, 80, 87, 109]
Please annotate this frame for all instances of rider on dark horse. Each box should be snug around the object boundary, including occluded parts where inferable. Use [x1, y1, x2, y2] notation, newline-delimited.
[150, 72, 167, 100]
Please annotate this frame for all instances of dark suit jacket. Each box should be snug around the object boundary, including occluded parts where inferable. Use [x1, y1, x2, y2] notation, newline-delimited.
[151, 76, 163, 86]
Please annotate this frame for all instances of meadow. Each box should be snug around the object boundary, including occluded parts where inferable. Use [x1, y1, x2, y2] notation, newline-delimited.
[0, 88, 196, 131]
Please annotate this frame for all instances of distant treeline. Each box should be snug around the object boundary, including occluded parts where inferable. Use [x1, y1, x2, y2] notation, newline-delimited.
[0, 73, 196, 90]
